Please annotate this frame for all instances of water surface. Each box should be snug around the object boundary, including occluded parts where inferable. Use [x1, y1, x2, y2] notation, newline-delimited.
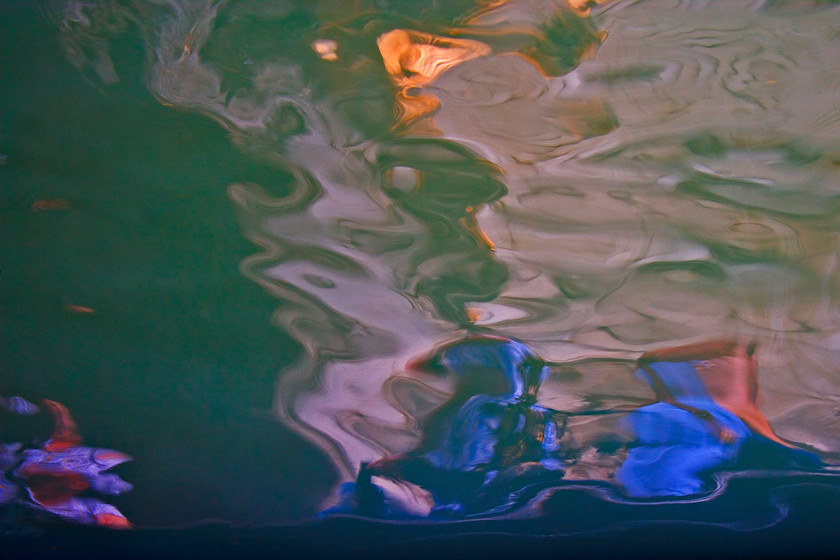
[3, 0, 840, 552]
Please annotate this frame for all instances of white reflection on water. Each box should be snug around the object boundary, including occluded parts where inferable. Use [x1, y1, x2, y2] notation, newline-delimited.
[53, 0, 840, 493]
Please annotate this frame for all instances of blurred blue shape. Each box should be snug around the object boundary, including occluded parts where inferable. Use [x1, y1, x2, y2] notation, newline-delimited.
[1, 397, 133, 527]
[322, 335, 564, 518]
[0, 395, 39, 415]
[617, 344, 822, 498]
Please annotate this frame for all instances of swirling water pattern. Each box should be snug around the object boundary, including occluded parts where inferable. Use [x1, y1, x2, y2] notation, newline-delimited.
[49, 0, 840, 521]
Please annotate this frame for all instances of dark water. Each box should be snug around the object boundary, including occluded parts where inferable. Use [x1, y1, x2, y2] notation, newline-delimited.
[3, 0, 840, 557]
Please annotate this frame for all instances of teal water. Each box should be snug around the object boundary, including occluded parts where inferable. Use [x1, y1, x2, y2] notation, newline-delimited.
[1, 2, 332, 526]
[3, 0, 840, 536]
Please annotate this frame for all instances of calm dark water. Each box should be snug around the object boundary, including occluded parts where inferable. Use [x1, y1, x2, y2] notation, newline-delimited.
[3, 0, 840, 558]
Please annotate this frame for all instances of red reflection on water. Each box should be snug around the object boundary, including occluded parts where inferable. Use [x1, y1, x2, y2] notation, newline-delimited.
[41, 400, 83, 451]
[3, 399, 133, 528]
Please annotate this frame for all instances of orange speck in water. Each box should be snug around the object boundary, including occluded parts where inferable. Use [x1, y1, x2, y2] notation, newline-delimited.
[31, 199, 71, 211]
[460, 211, 496, 251]
[465, 307, 484, 323]
[95, 513, 132, 529]
[64, 304, 96, 314]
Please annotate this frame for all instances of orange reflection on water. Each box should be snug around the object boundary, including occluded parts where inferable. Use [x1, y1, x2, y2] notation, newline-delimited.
[465, 306, 485, 323]
[393, 89, 441, 131]
[461, 205, 496, 251]
[377, 29, 490, 128]
[694, 342, 792, 447]
[63, 304, 96, 314]
[640, 340, 792, 447]
[31, 198, 71, 211]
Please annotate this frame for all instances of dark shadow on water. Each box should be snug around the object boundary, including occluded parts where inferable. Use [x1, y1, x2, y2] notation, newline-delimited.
[2, 474, 840, 560]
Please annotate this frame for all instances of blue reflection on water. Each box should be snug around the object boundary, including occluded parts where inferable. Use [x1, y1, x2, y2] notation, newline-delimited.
[322, 335, 566, 518]
[618, 348, 823, 498]
[320, 337, 825, 519]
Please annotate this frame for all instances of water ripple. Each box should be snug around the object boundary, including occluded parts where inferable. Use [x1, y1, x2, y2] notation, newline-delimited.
[48, 0, 840, 520]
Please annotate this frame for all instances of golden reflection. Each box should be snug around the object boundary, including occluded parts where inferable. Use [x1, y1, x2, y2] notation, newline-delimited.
[377, 29, 491, 86]
[394, 89, 441, 130]
[461, 205, 496, 251]
[465, 306, 484, 323]
[178, 21, 200, 63]
[377, 29, 490, 128]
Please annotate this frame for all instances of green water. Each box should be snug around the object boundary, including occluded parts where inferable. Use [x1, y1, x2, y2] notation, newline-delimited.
[1, 3, 333, 525]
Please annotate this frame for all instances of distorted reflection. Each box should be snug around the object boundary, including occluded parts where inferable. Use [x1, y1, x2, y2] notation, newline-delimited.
[49, 0, 620, 485]
[377, 29, 490, 128]
[46, 0, 840, 527]
[321, 337, 825, 517]
[321, 335, 565, 518]
[0, 397, 132, 528]
[617, 341, 823, 498]
[457, 0, 607, 76]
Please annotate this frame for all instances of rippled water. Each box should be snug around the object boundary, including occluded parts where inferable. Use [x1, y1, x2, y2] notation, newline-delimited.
[5, 0, 840, 546]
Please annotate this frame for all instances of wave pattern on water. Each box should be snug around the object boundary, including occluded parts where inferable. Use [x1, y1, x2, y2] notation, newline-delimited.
[49, 0, 840, 521]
